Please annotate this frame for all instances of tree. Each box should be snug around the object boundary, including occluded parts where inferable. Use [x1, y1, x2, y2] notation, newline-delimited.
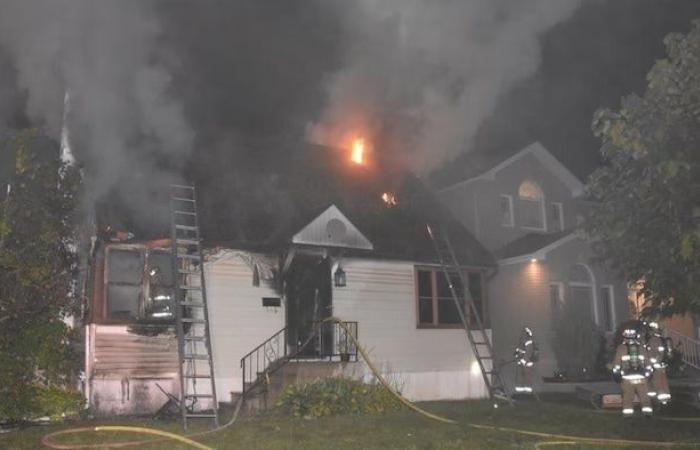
[588, 20, 700, 316]
[0, 129, 82, 421]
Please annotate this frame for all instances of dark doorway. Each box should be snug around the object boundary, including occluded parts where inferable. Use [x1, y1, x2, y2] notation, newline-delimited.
[285, 253, 333, 357]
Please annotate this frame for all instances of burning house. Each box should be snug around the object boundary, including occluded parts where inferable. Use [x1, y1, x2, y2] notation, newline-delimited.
[82, 139, 495, 416]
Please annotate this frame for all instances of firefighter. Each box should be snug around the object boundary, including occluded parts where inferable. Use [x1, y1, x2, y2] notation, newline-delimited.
[612, 327, 654, 417]
[645, 321, 672, 405]
[514, 327, 538, 394]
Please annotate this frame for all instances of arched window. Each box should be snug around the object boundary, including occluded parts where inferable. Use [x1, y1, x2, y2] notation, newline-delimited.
[518, 180, 546, 230]
[518, 180, 543, 200]
[568, 263, 598, 324]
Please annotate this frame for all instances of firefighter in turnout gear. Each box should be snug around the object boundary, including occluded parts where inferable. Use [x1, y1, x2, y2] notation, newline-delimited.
[514, 327, 538, 394]
[612, 328, 654, 417]
[645, 321, 672, 405]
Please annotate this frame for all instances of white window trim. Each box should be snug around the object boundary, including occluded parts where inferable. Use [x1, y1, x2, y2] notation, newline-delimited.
[569, 263, 598, 325]
[500, 194, 514, 227]
[549, 282, 565, 312]
[519, 197, 547, 232]
[550, 202, 564, 231]
[600, 285, 616, 333]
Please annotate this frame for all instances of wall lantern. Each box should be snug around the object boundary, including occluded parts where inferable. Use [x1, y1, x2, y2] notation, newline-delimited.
[334, 265, 347, 287]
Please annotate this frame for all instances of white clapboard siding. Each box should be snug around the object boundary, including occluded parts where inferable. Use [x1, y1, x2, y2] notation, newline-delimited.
[205, 253, 285, 401]
[333, 258, 488, 400]
[92, 325, 179, 377]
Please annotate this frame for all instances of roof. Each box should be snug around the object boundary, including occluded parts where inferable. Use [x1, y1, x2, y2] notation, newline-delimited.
[496, 230, 580, 264]
[195, 138, 494, 267]
[437, 142, 584, 197]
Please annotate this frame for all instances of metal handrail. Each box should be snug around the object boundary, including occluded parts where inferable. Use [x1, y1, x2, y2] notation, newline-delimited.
[240, 321, 360, 395]
[666, 328, 700, 370]
[240, 327, 287, 395]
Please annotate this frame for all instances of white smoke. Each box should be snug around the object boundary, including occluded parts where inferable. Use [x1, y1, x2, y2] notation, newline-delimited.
[0, 0, 191, 203]
[310, 0, 582, 172]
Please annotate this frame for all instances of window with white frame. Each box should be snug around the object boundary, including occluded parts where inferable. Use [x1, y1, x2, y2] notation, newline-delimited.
[549, 282, 564, 319]
[500, 194, 514, 227]
[518, 180, 546, 230]
[599, 285, 615, 332]
[549, 202, 564, 232]
[568, 263, 596, 324]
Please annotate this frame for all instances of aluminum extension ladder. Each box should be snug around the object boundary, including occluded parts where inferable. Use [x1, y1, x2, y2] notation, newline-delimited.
[169, 184, 219, 429]
[426, 224, 513, 406]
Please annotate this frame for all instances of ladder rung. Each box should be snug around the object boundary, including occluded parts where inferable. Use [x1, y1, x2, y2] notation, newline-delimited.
[185, 394, 214, 398]
[186, 413, 217, 418]
[180, 285, 202, 290]
[184, 354, 211, 360]
[176, 239, 200, 246]
[176, 225, 199, 231]
[184, 336, 207, 342]
[171, 184, 195, 190]
[172, 197, 196, 202]
[179, 269, 201, 275]
[181, 318, 206, 324]
[174, 211, 197, 216]
[184, 374, 211, 379]
[181, 302, 205, 307]
[178, 254, 201, 260]
[478, 356, 493, 360]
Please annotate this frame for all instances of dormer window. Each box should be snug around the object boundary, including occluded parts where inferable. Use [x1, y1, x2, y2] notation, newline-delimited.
[518, 180, 546, 231]
[550, 202, 564, 232]
[499, 194, 514, 227]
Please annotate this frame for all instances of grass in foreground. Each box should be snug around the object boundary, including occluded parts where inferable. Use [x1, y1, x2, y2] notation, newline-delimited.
[3, 395, 700, 449]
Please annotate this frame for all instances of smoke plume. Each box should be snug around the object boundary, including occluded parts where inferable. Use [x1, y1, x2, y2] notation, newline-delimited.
[0, 0, 190, 227]
[310, 0, 582, 173]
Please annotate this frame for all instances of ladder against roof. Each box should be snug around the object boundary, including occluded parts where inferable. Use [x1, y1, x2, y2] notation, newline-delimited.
[426, 224, 512, 406]
[169, 184, 219, 429]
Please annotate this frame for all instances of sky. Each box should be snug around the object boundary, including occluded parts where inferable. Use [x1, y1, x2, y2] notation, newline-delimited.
[0, 0, 698, 223]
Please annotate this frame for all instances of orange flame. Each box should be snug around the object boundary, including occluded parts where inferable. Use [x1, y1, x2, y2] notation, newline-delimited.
[381, 192, 397, 206]
[351, 138, 364, 165]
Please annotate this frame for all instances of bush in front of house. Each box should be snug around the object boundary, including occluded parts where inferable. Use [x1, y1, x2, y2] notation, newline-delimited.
[276, 377, 401, 418]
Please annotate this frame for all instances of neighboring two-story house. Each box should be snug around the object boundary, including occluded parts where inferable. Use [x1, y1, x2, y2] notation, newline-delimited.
[438, 142, 631, 382]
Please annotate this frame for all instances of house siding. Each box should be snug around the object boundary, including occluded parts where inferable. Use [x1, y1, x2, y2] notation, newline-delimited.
[489, 237, 630, 383]
[441, 152, 579, 252]
[205, 253, 285, 402]
[332, 257, 488, 400]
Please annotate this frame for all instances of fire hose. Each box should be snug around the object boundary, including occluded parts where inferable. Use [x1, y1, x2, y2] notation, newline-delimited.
[41, 316, 699, 449]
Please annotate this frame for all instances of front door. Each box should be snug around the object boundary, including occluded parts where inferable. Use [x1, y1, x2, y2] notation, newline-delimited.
[285, 254, 332, 357]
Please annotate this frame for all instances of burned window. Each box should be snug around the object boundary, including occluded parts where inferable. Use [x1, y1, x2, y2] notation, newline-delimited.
[518, 180, 546, 230]
[145, 251, 174, 320]
[416, 268, 485, 328]
[106, 247, 174, 322]
[107, 249, 143, 320]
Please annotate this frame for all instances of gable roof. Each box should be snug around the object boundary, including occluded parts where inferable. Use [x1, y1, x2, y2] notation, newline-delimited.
[438, 142, 584, 197]
[292, 204, 373, 250]
[195, 138, 495, 267]
[496, 230, 580, 265]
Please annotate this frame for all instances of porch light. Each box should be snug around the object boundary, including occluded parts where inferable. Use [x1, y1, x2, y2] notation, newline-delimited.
[530, 258, 538, 263]
[334, 265, 347, 287]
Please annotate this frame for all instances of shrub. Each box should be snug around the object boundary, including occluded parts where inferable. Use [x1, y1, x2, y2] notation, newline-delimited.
[276, 377, 401, 418]
[34, 385, 85, 420]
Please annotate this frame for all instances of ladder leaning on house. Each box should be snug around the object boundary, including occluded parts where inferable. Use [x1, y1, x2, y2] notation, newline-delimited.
[169, 184, 219, 429]
[426, 224, 512, 405]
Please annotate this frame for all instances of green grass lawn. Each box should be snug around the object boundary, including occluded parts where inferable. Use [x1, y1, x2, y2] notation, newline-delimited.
[3, 396, 700, 449]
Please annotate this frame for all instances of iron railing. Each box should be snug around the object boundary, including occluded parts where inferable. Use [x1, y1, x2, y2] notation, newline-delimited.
[667, 328, 700, 371]
[240, 321, 359, 395]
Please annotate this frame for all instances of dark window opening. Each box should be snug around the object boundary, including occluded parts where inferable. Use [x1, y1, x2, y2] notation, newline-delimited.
[416, 268, 485, 328]
[106, 247, 174, 322]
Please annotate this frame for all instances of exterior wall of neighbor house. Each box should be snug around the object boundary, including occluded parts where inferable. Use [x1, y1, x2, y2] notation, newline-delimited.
[331, 257, 489, 401]
[440, 152, 579, 252]
[489, 238, 629, 384]
[205, 253, 285, 402]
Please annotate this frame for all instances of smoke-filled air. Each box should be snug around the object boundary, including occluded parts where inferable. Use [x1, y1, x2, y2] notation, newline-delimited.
[0, 0, 191, 221]
[310, 0, 581, 173]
